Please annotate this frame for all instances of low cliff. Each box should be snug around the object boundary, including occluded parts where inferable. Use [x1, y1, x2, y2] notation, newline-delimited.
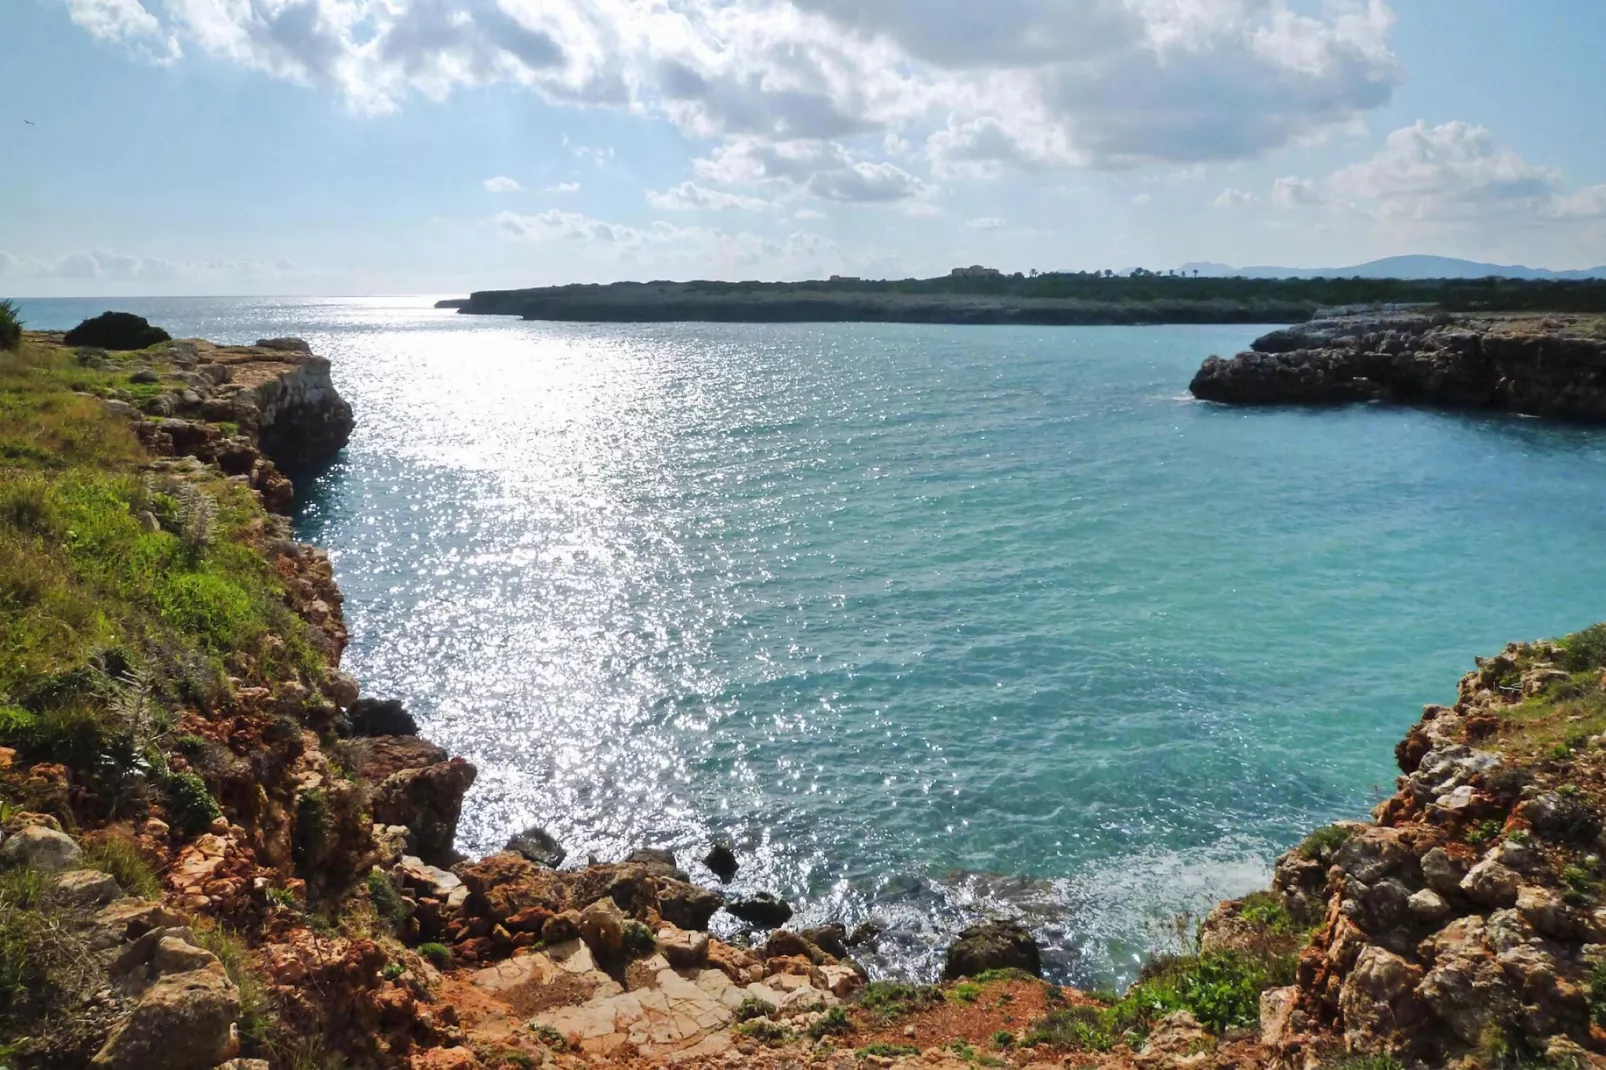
[1190, 312, 1606, 419]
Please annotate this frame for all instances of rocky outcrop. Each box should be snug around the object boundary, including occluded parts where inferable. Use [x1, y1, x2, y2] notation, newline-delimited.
[1189, 312, 1606, 419]
[942, 919, 1042, 980]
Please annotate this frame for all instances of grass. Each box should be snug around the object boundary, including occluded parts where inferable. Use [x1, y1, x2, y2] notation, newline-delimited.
[0, 865, 97, 1033]
[1297, 824, 1351, 860]
[0, 338, 325, 811]
[855, 980, 945, 1023]
[858, 1043, 919, 1058]
[193, 925, 275, 1052]
[82, 832, 161, 897]
[1024, 949, 1294, 1052]
[951, 982, 983, 1003]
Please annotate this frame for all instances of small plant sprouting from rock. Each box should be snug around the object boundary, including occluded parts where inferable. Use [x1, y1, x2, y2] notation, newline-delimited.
[529, 1023, 569, 1051]
[735, 1018, 794, 1045]
[366, 869, 408, 924]
[621, 919, 656, 959]
[1297, 824, 1350, 860]
[806, 1005, 854, 1039]
[381, 961, 406, 981]
[735, 996, 776, 1022]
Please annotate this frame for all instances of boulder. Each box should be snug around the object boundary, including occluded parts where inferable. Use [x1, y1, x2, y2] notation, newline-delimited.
[656, 924, 710, 969]
[1461, 858, 1521, 908]
[346, 735, 448, 783]
[64, 311, 172, 351]
[370, 757, 477, 867]
[346, 697, 419, 737]
[656, 879, 723, 931]
[53, 868, 125, 908]
[727, 892, 794, 928]
[802, 923, 850, 960]
[703, 842, 739, 882]
[505, 825, 566, 868]
[91, 961, 240, 1069]
[942, 919, 1041, 980]
[455, 852, 567, 925]
[0, 825, 83, 872]
[1338, 946, 1424, 1053]
[1406, 888, 1452, 926]
[1419, 847, 1465, 895]
[579, 897, 626, 955]
[623, 847, 688, 881]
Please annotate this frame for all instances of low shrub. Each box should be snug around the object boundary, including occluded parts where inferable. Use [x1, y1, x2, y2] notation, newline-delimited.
[735, 1019, 793, 1044]
[856, 980, 945, 1022]
[735, 996, 776, 1021]
[165, 770, 221, 836]
[0, 300, 20, 352]
[806, 1005, 854, 1039]
[62, 312, 170, 351]
[1297, 824, 1350, 860]
[417, 942, 452, 967]
[621, 919, 656, 959]
[859, 1043, 918, 1058]
[366, 869, 408, 924]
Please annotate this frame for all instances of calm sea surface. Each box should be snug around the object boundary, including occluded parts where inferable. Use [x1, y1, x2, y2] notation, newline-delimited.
[19, 295, 1606, 984]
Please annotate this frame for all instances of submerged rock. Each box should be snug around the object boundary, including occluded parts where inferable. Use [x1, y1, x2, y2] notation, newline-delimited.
[703, 842, 739, 882]
[726, 892, 794, 928]
[942, 919, 1041, 980]
[505, 825, 566, 868]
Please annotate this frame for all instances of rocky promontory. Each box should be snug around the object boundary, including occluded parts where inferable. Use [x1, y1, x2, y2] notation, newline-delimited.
[1190, 312, 1606, 419]
[10, 319, 1606, 1069]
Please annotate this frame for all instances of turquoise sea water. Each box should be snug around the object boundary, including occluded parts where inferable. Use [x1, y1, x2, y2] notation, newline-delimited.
[18, 295, 1606, 985]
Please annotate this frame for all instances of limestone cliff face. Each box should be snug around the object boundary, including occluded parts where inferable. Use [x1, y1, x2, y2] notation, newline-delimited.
[1189, 312, 1606, 419]
[193, 337, 355, 467]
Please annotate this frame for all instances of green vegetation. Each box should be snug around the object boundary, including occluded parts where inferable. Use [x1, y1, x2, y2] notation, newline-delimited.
[194, 925, 274, 1052]
[165, 770, 222, 835]
[854, 980, 945, 1023]
[735, 996, 776, 1022]
[417, 942, 452, 967]
[806, 1005, 855, 1039]
[1238, 891, 1300, 934]
[83, 832, 161, 898]
[621, 919, 657, 959]
[1298, 824, 1351, 859]
[991, 1030, 1015, 1048]
[1589, 960, 1606, 1027]
[735, 1018, 794, 1044]
[858, 1043, 919, 1058]
[1025, 950, 1293, 1051]
[0, 301, 21, 352]
[381, 961, 407, 981]
[951, 981, 983, 1003]
[366, 869, 408, 924]
[460, 274, 1606, 326]
[529, 1024, 569, 1051]
[971, 967, 1038, 983]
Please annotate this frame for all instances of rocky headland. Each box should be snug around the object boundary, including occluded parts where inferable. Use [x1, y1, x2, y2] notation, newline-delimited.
[1189, 312, 1606, 419]
[7, 319, 1606, 1069]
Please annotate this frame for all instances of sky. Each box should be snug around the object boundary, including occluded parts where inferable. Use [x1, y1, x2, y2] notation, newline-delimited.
[2, 0, 1605, 296]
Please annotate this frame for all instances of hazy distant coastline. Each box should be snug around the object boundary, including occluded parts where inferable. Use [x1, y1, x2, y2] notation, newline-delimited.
[440, 270, 1606, 326]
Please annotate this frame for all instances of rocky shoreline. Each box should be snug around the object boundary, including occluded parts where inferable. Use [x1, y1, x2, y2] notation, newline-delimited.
[8, 323, 1606, 1068]
[1189, 311, 1606, 419]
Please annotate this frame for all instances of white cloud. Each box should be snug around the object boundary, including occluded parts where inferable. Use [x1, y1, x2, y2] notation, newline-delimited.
[808, 160, 929, 203]
[59, 0, 1403, 180]
[1130, 193, 1151, 207]
[491, 209, 849, 277]
[546, 181, 582, 193]
[694, 137, 932, 204]
[646, 181, 771, 212]
[484, 175, 521, 193]
[1211, 188, 1258, 208]
[1326, 120, 1606, 225]
[966, 216, 1004, 230]
[0, 248, 303, 283]
[1271, 176, 1321, 208]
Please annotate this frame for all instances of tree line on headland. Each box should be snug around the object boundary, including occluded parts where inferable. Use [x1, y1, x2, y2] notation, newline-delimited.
[440, 273, 1606, 325]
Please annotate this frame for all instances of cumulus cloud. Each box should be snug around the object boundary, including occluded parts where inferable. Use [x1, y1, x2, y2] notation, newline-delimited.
[59, 0, 1404, 183]
[491, 208, 850, 277]
[484, 175, 521, 192]
[0, 248, 303, 283]
[1271, 176, 1322, 208]
[1326, 120, 1606, 224]
[1211, 188, 1258, 208]
[646, 181, 771, 211]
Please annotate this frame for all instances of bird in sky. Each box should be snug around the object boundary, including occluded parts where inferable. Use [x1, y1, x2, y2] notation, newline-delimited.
[23, 120, 34, 126]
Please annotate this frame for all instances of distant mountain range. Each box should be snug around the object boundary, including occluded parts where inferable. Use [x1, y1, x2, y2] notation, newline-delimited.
[1178, 255, 1606, 281]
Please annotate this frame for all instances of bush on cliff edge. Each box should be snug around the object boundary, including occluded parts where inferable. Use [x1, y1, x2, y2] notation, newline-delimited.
[0, 300, 21, 352]
[62, 311, 170, 351]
